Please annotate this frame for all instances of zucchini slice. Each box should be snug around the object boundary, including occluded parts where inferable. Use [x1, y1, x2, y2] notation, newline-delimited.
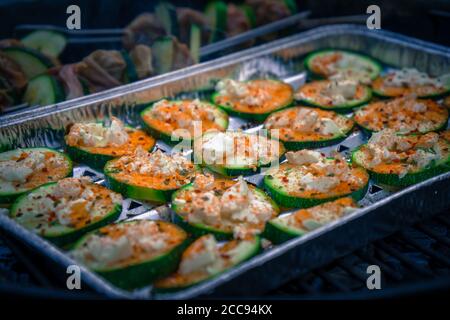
[21, 30, 67, 58]
[189, 24, 201, 64]
[10, 178, 122, 246]
[354, 97, 449, 134]
[295, 80, 372, 113]
[263, 150, 369, 208]
[2, 46, 53, 79]
[121, 51, 139, 83]
[264, 106, 355, 150]
[155, 1, 180, 37]
[240, 4, 256, 28]
[71, 220, 189, 289]
[372, 68, 450, 99]
[352, 130, 450, 187]
[0, 148, 72, 204]
[154, 234, 260, 292]
[205, 1, 228, 43]
[193, 131, 286, 177]
[64, 119, 156, 170]
[140, 99, 229, 144]
[152, 36, 174, 74]
[263, 197, 358, 244]
[104, 149, 198, 204]
[441, 130, 450, 143]
[22, 74, 65, 106]
[304, 50, 381, 83]
[171, 176, 279, 240]
[212, 79, 294, 121]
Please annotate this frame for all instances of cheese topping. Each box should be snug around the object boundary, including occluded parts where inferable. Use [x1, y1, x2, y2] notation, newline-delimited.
[357, 129, 448, 177]
[268, 150, 367, 195]
[310, 51, 378, 83]
[354, 97, 448, 134]
[216, 79, 270, 107]
[383, 68, 445, 88]
[118, 147, 194, 179]
[66, 117, 129, 148]
[174, 234, 255, 277]
[146, 99, 223, 139]
[196, 131, 282, 168]
[13, 177, 122, 232]
[265, 107, 353, 142]
[174, 175, 278, 238]
[0, 149, 69, 194]
[71, 220, 182, 270]
[214, 79, 293, 114]
[276, 197, 358, 231]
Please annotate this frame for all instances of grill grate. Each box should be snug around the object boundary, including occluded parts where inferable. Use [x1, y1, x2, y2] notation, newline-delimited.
[265, 212, 450, 298]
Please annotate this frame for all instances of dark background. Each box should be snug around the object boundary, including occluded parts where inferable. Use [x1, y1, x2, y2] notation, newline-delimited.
[0, 0, 450, 46]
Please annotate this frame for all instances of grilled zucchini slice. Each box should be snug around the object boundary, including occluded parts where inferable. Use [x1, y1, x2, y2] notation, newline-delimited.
[71, 220, 190, 289]
[264, 106, 355, 150]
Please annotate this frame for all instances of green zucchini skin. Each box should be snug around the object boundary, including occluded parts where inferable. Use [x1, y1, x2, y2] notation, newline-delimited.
[263, 175, 369, 208]
[372, 87, 450, 100]
[73, 222, 191, 290]
[9, 184, 121, 247]
[103, 168, 173, 204]
[280, 134, 349, 151]
[204, 162, 277, 177]
[351, 148, 450, 187]
[153, 236, 262, 293]
[205, 1, 228, 43]
[211, 88, 294, 122]
[65, 144, 116, 171]
[0, 148, 73, 205]
[140, 100, 229, 145]
[121, 51, 138, 83]
[64, 139, 155, 171]
[304, 49, 382, 81]
[172, 212, 233, 240]
[262, 219, 305, 245]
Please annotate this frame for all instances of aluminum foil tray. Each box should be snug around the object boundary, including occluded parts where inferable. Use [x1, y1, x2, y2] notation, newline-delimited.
[1, 25, 450, 299]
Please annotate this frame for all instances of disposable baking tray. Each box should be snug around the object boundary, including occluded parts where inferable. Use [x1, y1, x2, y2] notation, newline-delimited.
[1, 24, 450, 299]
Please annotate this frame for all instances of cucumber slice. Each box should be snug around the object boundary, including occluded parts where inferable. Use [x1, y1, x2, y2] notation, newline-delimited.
[21, 30, 67, 58]
[140, 99, 229, 144]
[295, 80, 372, 113]
[189, 24, 201, 64]
[193, 131, 286, 177]
[2, 47, 53, 79]
[352, 139, 450, 187]
[304, 50, 381, 81]
[263, 159, 369, 208]
[121, 51, 138, 83]
[264, 106, 355, 150]
[171, 180, 279, 240]
[152, 36, 174, 74]
[22, 74, 65, 106]
[71, 220, 190, 289]
[264, 197, 357, 244]
[64, 126, 155, 170]
[205, 1, 228, 43]
[155, 1, 179, 37]
[154, 235, 261, 292]
[0, 148, 72, 204]
[9, 181, 122, 246]
[212, 79, 294, 121]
